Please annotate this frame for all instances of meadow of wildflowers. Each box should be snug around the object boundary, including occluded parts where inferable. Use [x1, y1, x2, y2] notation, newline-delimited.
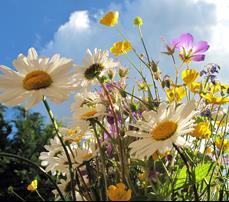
[0, 11, 228, 201]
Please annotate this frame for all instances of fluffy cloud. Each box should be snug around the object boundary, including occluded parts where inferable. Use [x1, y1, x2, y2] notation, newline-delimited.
[40, 0, 229, 121]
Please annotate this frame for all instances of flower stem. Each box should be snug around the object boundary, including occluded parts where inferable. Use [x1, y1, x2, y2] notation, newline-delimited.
[42, 96, 76, 201]
[138, 26, 159, 100]
[98, 79, 126, 182]
[35, 190, 45, 201]
[173, 144, 199, 201]
[91, 120, 108, 201]
[0, 152, 65, 201]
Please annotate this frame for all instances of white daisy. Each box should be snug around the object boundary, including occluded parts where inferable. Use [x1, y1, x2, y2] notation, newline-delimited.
[74, 142, 98, 164]
[39, 136, 63, 175]
[39, 136, 79, 175]
[71, 91, 102, 110]
[0, 47, 76, 109]
[60, 125, 89, 144]
[75, 48, 119, 89]
[127, 100, 198, 159]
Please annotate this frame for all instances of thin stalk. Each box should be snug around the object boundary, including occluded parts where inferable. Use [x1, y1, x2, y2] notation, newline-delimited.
[138, 26, 159, 100]
[11, 190, 25, 202]
[99, 80, 126, 181]
[124, 54, 154, 104]
[77, 168, 93, 201]
[0, 152, 65, 201]
[35, 190, 45, 201]
[42, 97, 76, 201]
[92, 121, 108, 201]
[173, 144, 199, 201]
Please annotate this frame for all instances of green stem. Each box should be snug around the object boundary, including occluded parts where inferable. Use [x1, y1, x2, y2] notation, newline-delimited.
[35, 190, 45, 201]
[0, 152, 65, 201]
[92, 121, 108, 201]
[42, 96, 76, 201]
[138, 26, 159, 100]
[11, 190, 26, 202]
[99, 79, 126, 182]
[173, 144, 199, 201]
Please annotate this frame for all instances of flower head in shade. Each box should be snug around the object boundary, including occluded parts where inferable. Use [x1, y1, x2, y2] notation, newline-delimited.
[166, 86, 186, 102]
[27, 179, 38, 192]
[107, 182, 132, 201]
[75, 48, 119, 89]
[100, 11, 119, 27]
[0, 48, 76, 109]
[127, 101, 198, 159]
[173, 33, 209, 63]
[52, 175, 86, 201]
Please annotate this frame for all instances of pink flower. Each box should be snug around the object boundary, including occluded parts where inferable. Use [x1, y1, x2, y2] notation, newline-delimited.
[171, 33, 209, 63]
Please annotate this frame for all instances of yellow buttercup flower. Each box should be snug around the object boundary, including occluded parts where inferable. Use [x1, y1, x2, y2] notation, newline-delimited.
[110, 41, 132, 56]
[207, 82, 221, 94]
[27, 179, 38, 192]
[166, 86, 186, 102]
[189, 82, 201, 93]
[100, 11, 119, 27]
[201, 93, 229, 105]
[182, 69, 199, 86]
[190, 122, 211, 139]
[107, 182, 132, 201]
[215, 138, 229, 150]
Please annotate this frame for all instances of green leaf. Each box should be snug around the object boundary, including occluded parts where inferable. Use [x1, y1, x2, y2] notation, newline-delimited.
[175, 166, 187, 189]
[195, 163, 211, 182]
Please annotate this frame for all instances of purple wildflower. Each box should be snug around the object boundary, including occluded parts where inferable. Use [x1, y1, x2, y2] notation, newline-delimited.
[172, 33, 209, 63]
[200, 70, 207, 77]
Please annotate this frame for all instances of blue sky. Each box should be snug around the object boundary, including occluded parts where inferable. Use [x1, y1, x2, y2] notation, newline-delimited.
[0, 0, 228, 123]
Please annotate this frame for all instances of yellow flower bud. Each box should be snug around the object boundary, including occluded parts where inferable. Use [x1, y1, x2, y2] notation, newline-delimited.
[133, 16, 143, 26]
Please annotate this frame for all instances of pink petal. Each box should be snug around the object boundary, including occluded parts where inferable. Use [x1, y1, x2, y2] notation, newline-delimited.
[193, 41, 209, 54]
[178, 33, 194, 49]
[191, 54, 205, 61]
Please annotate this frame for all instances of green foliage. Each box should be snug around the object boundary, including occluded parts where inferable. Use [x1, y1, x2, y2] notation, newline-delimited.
[0, 105, 55, 201]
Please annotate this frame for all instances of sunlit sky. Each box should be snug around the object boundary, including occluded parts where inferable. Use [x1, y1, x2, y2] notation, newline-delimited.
[0, 0, 228, 123]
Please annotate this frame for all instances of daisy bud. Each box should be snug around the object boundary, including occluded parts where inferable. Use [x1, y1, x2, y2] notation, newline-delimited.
[108, 69, 115, 80]
[163, 75, 171, 88]
[133, 16, 143, 26]
[119, 67, 129, 78]
[150, 60, 159, 73]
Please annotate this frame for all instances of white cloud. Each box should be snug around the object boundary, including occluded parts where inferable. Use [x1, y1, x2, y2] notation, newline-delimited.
[59, 11, 90, 31]
[39, 0, 229, 121]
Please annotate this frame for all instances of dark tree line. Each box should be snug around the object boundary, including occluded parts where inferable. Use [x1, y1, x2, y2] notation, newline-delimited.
[0, 105, 55, 201]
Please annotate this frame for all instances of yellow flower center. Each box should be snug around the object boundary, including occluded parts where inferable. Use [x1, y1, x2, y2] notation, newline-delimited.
[23, 70, 52, 90]
[80, 109, 97, 120]
[151, 121, 177, 140]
